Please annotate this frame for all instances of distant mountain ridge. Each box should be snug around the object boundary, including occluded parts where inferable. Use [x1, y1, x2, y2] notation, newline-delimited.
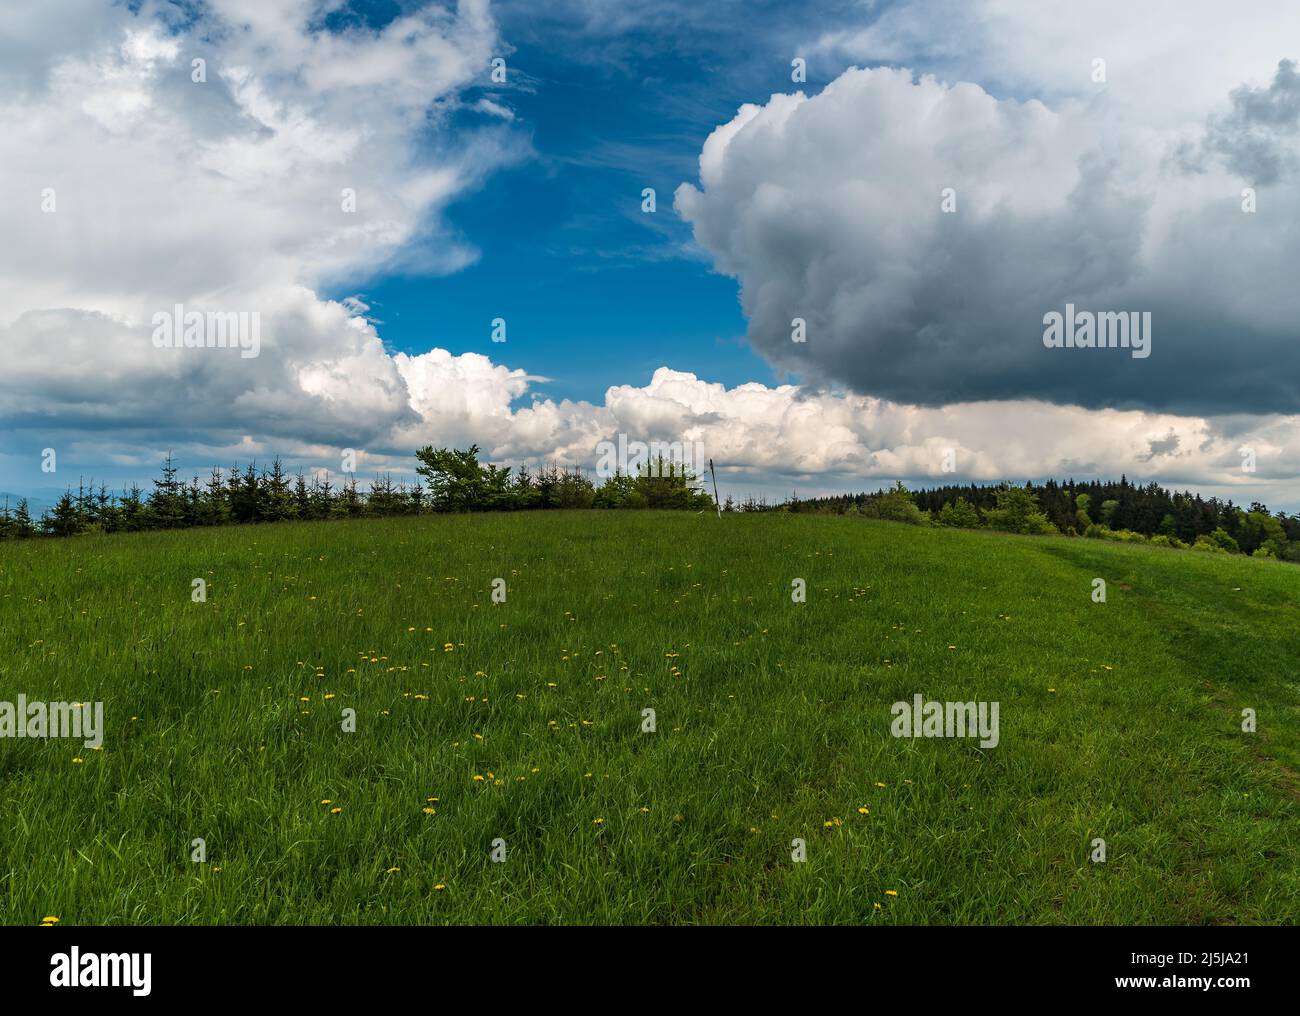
[0, 491, 56, 518]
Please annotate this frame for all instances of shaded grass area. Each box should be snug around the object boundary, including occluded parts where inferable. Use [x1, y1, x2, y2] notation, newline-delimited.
[0, 511, 1296, 924]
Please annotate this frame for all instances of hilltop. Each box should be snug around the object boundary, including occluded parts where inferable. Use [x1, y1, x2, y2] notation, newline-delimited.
[1, 511, 1296, 923]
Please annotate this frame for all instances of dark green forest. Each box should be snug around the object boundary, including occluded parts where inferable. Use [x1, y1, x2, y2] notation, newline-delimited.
[785, 476, 1300, 561]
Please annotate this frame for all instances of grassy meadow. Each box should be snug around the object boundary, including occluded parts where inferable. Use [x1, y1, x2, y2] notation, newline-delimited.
[1, 510, 1297, 924]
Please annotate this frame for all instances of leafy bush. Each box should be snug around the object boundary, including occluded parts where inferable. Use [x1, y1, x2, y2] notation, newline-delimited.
[985, 484, 1055, 535]
[1074, 493, 1093, 534]
[937, 496, 982, 528]
[1099, 528, 1148, 543]
[1209, 527, 1241, 553]
[862, 481, 931, 525]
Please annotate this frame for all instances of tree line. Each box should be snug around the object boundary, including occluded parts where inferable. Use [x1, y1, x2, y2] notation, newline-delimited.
[785, 477, 1300, 562]
[4, 448, 1297, 566]
[0, 446, 714, 540]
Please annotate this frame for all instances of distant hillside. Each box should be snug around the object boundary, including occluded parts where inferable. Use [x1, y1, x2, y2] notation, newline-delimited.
[0, 491, 56, 520]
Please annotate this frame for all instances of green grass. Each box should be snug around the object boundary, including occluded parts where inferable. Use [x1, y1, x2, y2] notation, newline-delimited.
[1, 511, 1297, 925]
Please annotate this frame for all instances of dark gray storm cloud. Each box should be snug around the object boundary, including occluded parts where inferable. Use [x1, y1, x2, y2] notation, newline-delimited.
[1205, 58, 1300, 185]
[677, 64, 1300, 416]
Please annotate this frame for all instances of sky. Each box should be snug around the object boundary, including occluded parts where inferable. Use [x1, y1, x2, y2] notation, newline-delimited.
[2, 0, 1300, 511]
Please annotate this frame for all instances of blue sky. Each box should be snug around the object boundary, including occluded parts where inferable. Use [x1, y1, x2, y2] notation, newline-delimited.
[333, 0, 878, 403]
[4, 0, 1300, 512]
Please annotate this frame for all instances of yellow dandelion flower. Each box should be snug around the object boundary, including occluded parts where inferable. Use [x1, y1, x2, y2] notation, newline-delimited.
[41, 915, 59, 924]
[885, 890, 898, 897]
[330, 807, 342, 814]
[592, 817, 605, 825]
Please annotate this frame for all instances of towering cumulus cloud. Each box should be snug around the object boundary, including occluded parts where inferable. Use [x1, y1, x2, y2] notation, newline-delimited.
[675, 63, 1300, 415]
[0, 0, 511, 457]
